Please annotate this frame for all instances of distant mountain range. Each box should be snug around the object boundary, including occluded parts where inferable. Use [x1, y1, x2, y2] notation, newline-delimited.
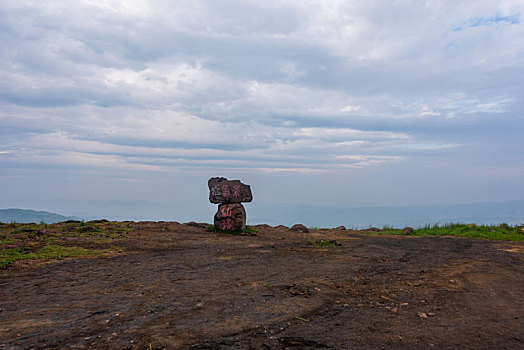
[0, 209, 81, 224]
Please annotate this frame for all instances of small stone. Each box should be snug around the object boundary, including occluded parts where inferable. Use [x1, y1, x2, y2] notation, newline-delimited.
[418, 312, 428, 319]
[196, 302, 204, 308]
[402, 227, 414, 235]
[290, 224, 309, 233]
[391, 307, 398, 313]
[335, 225, 346, 230]
[400, 302, 409, 306]
[427, 312, 436, 317]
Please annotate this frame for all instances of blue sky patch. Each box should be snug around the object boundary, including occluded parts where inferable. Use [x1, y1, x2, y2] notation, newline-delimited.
[454, 14, 521, 31]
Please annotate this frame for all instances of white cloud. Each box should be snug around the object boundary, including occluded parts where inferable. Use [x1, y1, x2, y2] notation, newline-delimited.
[0, 0, 522, 212]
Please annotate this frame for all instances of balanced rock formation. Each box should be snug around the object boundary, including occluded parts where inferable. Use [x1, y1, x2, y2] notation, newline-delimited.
[208, 177, 252, 231]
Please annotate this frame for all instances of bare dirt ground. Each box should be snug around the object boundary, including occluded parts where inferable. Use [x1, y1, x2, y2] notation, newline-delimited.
[0, 222, 523, 349]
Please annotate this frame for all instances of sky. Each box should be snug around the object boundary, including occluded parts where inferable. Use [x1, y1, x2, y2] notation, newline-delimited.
[0, 0, 523, 222]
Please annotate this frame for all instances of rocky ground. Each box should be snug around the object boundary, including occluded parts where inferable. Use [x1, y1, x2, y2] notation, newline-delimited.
[0, 222, 522, 349]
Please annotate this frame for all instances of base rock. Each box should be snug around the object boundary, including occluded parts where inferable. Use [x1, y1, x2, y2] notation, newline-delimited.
[214, 203, 246, 231]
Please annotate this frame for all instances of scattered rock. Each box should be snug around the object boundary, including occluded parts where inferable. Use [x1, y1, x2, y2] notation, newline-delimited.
[402, 227, 414, 235]
[290, 224, 309, 233]
[214, 203, 246, 231]
[391, 307, 398, 313]
[208, 177, 253, 204]
[366, 227, 381, 232]
[418, 312, 428, 319]
[286, 285, 311, 296]
[335, 225, 346, 230]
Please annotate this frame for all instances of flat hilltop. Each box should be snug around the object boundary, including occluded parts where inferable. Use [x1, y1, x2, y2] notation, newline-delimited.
[1, 221, 523, 349]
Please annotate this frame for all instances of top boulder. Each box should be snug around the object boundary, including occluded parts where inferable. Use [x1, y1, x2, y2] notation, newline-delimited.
[208, 177, 253, 204]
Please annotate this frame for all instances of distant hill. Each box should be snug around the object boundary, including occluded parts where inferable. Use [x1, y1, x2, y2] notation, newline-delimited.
[0, 209, 81, 224]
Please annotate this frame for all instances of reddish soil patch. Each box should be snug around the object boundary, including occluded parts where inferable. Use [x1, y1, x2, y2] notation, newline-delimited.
[0, 223, 522, 349]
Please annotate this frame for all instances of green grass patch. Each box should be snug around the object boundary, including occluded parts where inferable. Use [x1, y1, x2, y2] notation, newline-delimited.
[308, 227, 332, 232]
[307, 239, 343, 247]
[0, 221, 131, 269]
[378, 223, 524, 241]
[207, 224, 257, 235]
[0, 244, 119, 269]
[0, 235, 15, 245]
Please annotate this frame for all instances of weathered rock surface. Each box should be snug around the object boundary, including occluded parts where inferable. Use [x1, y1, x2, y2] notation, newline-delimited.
[208, 177, 252, 204]
[214, 203, 246, 231]
[1, 222, 523, 349]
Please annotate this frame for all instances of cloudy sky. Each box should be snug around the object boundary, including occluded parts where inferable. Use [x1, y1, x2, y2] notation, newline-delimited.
[1, 0, 523, 222]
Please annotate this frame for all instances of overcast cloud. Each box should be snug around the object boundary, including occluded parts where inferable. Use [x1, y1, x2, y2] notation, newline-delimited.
[1, 0, 523, 221]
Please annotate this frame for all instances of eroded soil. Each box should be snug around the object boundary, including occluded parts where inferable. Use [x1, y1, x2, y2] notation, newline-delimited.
[0, 223, 522, 349]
